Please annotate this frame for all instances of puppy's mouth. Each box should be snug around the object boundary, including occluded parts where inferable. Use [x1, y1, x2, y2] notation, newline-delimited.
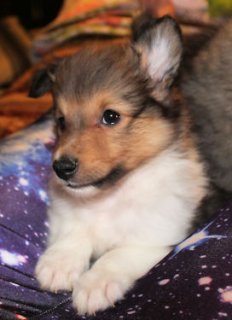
[66, 166, 126, 190]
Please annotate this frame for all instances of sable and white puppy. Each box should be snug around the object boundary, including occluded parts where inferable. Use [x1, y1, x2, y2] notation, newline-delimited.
[30, 16, 207, 315]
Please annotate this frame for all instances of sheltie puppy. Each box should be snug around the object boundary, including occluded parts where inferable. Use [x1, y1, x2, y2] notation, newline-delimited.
[30, 16, 207, 315]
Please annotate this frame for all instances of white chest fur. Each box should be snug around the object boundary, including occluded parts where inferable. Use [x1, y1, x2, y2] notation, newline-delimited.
[49, 147, 207, 257]
[36, 146, 207, 316]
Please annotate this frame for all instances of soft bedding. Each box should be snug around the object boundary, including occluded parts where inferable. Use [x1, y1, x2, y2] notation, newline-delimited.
[0, 114, 232, 320]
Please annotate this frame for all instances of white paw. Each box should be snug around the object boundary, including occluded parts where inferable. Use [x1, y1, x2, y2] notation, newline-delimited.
[35, 248, 88, 292]
[73, 268, 132, 315]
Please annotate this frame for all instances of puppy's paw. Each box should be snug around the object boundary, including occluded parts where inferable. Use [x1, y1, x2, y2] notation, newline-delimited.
[73, 268, 132, 315]
[35, 248, 87, 292]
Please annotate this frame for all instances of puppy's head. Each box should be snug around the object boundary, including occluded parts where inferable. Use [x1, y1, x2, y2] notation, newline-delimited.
[30, 16, 183, 197]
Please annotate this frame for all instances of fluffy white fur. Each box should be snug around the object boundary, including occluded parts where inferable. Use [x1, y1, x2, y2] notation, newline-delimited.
[136, 18, 182, 88]
[36, 146, 206, 314]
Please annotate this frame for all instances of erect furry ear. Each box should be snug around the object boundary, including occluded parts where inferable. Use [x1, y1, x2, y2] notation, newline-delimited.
[28, 63, 57, 98]
[132, 15, 182, 93]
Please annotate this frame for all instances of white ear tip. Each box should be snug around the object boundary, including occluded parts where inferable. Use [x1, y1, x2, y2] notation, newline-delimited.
[133, 15, 182, 86]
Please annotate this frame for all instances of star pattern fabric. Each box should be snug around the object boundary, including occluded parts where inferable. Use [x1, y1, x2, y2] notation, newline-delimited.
[0, 114, 232, 320]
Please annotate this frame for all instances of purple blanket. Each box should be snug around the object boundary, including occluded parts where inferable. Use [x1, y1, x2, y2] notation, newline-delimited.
[0, 114, 232, 320]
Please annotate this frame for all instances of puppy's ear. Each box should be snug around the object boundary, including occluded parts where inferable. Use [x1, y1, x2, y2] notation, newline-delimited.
[29, 64, 57, 98]
[132, 15, 182, 97]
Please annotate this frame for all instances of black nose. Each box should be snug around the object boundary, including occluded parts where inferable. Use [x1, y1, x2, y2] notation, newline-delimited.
[53, 156, 78, 181]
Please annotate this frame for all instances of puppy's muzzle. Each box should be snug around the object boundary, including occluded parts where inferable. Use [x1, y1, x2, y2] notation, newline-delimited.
[53, 156, 78, 181]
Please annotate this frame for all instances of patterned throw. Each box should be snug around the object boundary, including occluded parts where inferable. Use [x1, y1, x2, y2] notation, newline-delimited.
[0, 17, 31, 86]
[0, 114, 232, 319]
[32, 0, 138, 58]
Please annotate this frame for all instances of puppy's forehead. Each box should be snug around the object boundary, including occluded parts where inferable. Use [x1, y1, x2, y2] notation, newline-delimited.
[54, 45, 141, 101]
[53, 44, 159, 121]
[56, 90, 121, 119]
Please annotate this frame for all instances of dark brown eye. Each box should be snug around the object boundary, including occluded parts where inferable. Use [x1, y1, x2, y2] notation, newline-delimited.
[57, 116, 65, 131]
[101, 109, 120, 126]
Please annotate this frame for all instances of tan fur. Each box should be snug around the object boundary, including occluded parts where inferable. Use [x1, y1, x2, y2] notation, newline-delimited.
[50, 34, 204, 202]
[53, 86, 179, 188]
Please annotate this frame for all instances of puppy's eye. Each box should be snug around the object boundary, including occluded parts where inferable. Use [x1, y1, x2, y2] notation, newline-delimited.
[101, 109, 120, 126]
[57, 116, 66, 131]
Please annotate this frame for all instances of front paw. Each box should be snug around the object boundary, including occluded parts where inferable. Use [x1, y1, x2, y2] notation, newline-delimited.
[35, 248, 88, 292]
[73, 268, 132, 315]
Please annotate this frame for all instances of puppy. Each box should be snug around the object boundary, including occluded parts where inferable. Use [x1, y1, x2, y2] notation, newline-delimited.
[30, 16, 207, 315]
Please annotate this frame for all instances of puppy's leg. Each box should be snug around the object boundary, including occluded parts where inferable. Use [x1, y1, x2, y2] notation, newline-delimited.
[73, 246, 169, 315]
[36, 224, 92, 292]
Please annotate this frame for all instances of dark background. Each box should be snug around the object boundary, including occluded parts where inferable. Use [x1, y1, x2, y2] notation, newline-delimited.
[0, 0, 63, 28]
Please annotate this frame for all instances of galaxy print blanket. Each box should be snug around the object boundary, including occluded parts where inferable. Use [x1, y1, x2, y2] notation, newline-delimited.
[0, 114, 232, 320]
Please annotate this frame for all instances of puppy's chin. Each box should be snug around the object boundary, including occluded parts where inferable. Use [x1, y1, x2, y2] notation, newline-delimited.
[65, 183, 99, 197]
[51, 175, 100, 198]
[51, 165, 127, 201]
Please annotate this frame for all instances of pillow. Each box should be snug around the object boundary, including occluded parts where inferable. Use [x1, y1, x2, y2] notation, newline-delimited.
[0, 114, 232, 319]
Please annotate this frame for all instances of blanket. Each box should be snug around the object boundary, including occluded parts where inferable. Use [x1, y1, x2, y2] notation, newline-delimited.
[0, 114, 232, 320]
